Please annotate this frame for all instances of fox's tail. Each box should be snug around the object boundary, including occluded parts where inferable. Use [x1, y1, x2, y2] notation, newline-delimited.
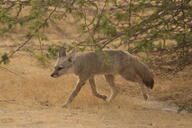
[133, 58, 154, 89]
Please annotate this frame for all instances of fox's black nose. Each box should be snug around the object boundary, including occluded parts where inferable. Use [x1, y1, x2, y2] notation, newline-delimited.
[50, 74, 54, 77]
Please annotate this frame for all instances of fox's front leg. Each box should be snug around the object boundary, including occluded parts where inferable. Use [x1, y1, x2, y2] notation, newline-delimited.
[62, 79, 86, 108]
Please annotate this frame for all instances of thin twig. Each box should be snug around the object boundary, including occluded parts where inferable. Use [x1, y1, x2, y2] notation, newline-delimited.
[0, 66, 23, 77]
[16, 2, 22, 18]
[0, 99, 16, 103]
[0, 3, 58, 63]
[92, 0, 108, 35]
[128, 0, 132, 27]
[38, 32, 43, 54]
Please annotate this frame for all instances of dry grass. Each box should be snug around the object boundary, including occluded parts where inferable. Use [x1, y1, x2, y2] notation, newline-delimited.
[0, 51, 192, 128]
[0, 11, 192, 127]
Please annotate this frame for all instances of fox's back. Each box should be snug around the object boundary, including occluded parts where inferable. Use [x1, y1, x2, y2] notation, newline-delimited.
[73, 50, 134, 75]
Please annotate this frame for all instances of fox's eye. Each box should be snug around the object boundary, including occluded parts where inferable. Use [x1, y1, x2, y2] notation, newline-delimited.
[56, 67, 63, 70]
[68, 57, 72, 62]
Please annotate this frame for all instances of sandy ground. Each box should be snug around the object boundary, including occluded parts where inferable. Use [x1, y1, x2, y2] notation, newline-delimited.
[0, 5, 192, 127]
[0, 53, 192, 128]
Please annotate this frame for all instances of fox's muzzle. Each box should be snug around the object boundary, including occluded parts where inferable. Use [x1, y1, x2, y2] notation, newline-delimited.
[50, 72, 59, 78]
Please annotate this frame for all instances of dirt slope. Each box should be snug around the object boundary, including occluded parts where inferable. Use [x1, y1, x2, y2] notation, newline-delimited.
[0, 53, 192, 128]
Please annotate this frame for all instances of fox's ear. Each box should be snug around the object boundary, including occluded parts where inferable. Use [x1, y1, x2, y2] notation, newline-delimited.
[59, 47, 66, 57]
[69, 48, 77, 57]
[67, 49, 77, 62]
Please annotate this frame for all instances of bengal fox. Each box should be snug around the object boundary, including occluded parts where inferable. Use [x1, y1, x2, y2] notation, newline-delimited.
[51, 48, 154, 107]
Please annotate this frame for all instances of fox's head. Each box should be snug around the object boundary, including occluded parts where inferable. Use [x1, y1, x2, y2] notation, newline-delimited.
[50, 47, 75, 78]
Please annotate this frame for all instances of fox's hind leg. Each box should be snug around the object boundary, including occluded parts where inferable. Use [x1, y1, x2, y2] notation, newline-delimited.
[105, 74, 118, 102]
[89, 77, 107, 101]
[119, 70, 148, 100]
[138, 80, 148, 100]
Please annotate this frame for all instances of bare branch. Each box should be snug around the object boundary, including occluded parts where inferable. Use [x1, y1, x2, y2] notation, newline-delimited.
[0, 3, 59, 63]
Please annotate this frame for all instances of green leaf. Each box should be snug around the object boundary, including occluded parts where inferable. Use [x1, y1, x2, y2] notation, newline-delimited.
[0, 27, 9, 34]
[109, 0, 117, 6]
[74, 11, 84, 19]
[115, 12, 130, 21]
[79, 24, 87, 31]
[1, 53, 10, 64]
[33, 52, 48, 64]
[98, 16, 117, 37]
[47, 46, 59, 59]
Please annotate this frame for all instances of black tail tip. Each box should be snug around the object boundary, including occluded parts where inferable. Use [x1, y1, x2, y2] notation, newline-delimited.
[143, 78, 154, 89]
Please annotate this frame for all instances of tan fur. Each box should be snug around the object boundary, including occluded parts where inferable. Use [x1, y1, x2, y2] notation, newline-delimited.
[51, 48, 154, 107]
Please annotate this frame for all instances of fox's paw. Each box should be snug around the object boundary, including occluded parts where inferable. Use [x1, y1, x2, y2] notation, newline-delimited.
[143, 94, 149, 101]
[101, 95, 107, 101]
[61, 103, 68, 108]
[106, 98, 113, 103]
